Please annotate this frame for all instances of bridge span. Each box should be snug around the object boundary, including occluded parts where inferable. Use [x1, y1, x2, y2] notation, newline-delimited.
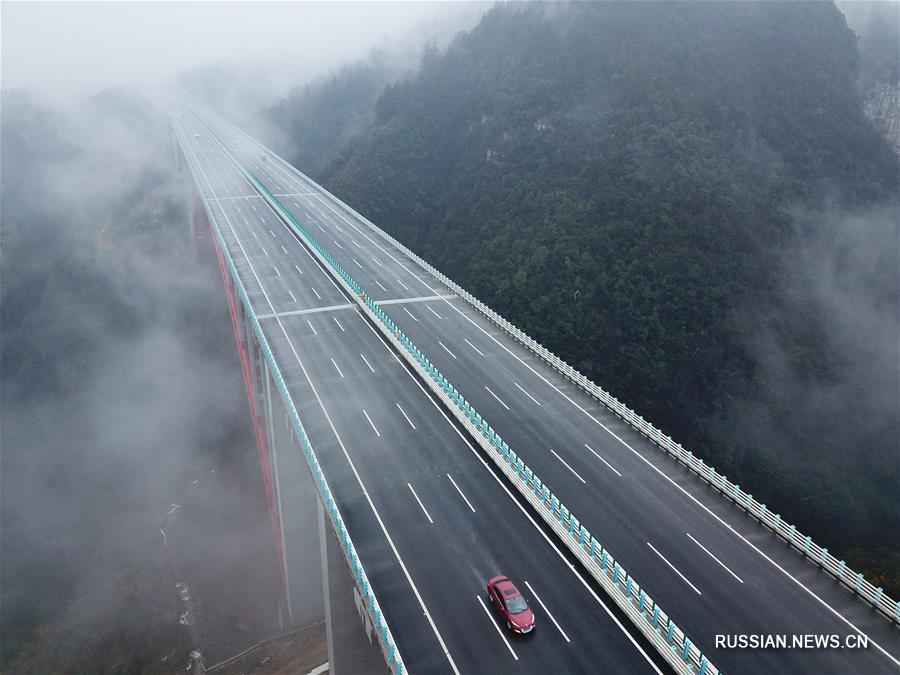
[172, 104, 899, 674]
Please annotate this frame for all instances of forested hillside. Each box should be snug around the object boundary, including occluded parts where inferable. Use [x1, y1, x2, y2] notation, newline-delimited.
[269, 2, 900, 591]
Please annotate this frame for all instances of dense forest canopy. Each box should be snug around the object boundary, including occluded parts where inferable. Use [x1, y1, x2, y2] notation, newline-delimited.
[267, 2, 900, 591]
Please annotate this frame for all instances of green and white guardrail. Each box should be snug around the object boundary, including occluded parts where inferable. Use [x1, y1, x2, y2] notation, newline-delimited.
[172, 115, 407, 675]
[222, 114, 899, 628]
[194, 112, 719, 675]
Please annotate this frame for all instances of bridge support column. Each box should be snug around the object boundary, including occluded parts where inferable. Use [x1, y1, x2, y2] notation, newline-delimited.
[318, 498, 388, 675]
[262, 363, 325, 627]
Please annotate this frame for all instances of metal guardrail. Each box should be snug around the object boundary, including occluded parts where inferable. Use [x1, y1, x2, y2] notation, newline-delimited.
[235, 131, 900, 628]
[172, 116, 407, 675]
[194, 115, 718, 675]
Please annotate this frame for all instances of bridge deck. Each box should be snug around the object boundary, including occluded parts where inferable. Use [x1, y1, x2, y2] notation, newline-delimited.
[175, 111, 665, 674]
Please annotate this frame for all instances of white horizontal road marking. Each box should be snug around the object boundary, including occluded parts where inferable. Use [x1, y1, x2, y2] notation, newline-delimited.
[352, 258, 363, 268]
[362, 409, 380, 437]
[294, 264, 303, 275]
[376, 294, 455, 306]
[333, 240, 343, 249]
[318, 225, 326, 232]
[397, 278, 410, 291]
[550, 449, 587, 484]
[372, 257, 384, 268]
[330, 358, 344, 378]
[513, 382, 541, 406]
[584, 443, 623, 477]
[333, 317, 345, 332]
[396, 403, 416, 430]
[288, 290, 297, 303]
[476, 596, 517, 661]
[484, 386, 510, 410]
[407, 483, 433, 524]
[647, 542, 702, 595]
[360, 353, 375, 374]
[427, 306, 443, 319]
[375, 280, 389, 293]
[270, 229, 276, 237]
[281, 245, 288, 254]
[251, 205, 257, 212]
[352, 239, 361, 248]
[307, 320, 317, 336]
[243, 217, 249, 225]
[273, 265, 280, 277]
[403, 307, 418, 322]
[259, 216, 265, 223]
[524, 581, 570, 643]
[437, 341, 457, 359]
[251, 231, 258, 239]
[311, 287, 321, 300]
[256, 304, 354, 320]
[465, 338, 484, 356]
[262, 247, 269, 257]
[686, 533, 744, 584]
[446, 474, 475, 513]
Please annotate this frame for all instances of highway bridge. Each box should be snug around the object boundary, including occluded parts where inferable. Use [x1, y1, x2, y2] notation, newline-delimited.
[171, 104, 899, 674]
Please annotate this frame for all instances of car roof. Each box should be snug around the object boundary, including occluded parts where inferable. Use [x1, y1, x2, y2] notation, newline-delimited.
[497, 580, 519, 596]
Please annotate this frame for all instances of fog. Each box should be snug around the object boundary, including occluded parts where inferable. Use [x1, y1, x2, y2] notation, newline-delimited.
[2, 2, 486, 104]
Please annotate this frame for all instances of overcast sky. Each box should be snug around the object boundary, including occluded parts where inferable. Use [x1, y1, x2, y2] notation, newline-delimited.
[2, 2, 484, 98]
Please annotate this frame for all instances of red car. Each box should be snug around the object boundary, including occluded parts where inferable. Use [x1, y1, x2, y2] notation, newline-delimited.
[487, 575, 535, 634]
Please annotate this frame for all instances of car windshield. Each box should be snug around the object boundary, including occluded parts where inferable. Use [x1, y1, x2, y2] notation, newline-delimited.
[505, 594, 528, 614]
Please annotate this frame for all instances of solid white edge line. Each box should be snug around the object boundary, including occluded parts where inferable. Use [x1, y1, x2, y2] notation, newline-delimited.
[647, 542, 702, 596]
[524, 580, 571, 643]
[475, 596, 518, 661]
[446, 474, 476, 513]
[407, 482, 433, 524]
[396, 402, 417, 430]
[484, 385, 510, 411]
[362, 409, 380, 438]
[513, 381, 541, 406]
[585, 443, 623, 477]
[686, 533, 745, 584]
[549, 449, 587, 485]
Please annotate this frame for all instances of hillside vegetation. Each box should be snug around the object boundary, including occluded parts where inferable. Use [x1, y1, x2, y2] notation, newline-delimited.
[269, 2, 900, 592]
